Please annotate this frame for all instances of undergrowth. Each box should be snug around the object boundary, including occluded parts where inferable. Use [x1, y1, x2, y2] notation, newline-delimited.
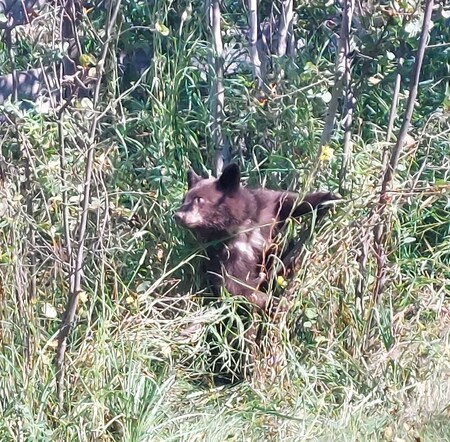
[0, 0, 449, 441]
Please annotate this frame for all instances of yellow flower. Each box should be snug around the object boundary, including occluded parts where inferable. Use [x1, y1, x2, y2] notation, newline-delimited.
[79, 53, 96, 68]
[126, 295, 136, 305]
[319, 145, 335, 162]
[277, 275, 288, 288]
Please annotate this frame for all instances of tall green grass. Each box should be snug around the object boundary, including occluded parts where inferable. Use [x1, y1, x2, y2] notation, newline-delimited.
[0, 0, 449, 440]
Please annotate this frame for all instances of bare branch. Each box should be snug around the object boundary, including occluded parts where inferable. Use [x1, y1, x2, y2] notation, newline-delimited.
[320, 0, 354, 147]
[386, 54, 404, 144]
[208, 0, 229, 175]
[382, 47, 405, 168]
[372, 0, 435, 304]
[55, 0, 122, 407]
[382, 18, 433, 193]
[338, 58, 355, 195]
[247, 0, 263, 87]
[277, 0, 293, 57]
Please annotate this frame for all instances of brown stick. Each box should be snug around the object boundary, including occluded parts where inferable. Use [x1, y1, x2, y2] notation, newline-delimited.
[338, 51, 355, 196]
[55, 0, 123, 407]
[277, 0, 293, 57]
[372, 0, 435, 304]
[320, 0, 354, 147]
[247, 0, 263, 87]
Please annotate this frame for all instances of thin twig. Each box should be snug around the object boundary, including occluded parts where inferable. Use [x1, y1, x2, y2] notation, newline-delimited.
[57, 105, 74, 270]
[247, 0, 263, 87]
[320, 0, 354, 147]
[372, 0, 434, 304]
[338, 51, 355, 195]
[383, 45, 405, 168]
[302, 0, 354, 197]
[55, 0, 122, 407]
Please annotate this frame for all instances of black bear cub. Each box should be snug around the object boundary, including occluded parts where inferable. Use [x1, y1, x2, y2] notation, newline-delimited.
[174, 163, 339, 311]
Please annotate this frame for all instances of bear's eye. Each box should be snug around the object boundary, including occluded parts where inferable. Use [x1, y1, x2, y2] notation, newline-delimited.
[194, 196, 204, 205]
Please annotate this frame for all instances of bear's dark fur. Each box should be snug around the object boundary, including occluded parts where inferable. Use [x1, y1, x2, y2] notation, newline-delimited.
[174, 163, 340, 310]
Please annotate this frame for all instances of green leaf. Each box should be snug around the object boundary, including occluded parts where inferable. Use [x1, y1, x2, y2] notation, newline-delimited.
[305, 308, 318, 320]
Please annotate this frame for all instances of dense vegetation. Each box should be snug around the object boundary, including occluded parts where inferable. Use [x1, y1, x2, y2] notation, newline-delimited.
[0, 0, 449, 440]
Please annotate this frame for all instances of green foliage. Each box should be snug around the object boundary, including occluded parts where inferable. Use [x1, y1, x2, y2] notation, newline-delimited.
[0, 0, 449, 440]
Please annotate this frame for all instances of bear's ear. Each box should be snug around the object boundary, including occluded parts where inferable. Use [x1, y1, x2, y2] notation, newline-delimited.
[187, 168, 202, 189]
[217, 163, 241, 194]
